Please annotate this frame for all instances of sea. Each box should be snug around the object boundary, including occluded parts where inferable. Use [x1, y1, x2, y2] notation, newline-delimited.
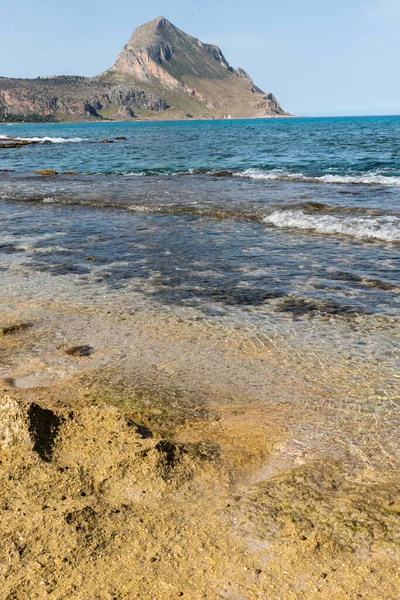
[0, 116, 399, 369]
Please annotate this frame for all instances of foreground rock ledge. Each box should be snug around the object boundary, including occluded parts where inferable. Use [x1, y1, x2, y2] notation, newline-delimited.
[0, 392, 399, 600]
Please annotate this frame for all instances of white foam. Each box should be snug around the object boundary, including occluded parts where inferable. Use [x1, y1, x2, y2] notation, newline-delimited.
[0, 134, 85, 143]
[127, 205, 154, 213]
[123, 172, 147, 177]
[13, 244, 71, 253]
[263, 210, 400, 242]
[238, 168, 400, 186]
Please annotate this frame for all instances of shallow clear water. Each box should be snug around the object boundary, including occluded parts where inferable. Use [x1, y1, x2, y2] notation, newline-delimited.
[0, 117, 399, 361]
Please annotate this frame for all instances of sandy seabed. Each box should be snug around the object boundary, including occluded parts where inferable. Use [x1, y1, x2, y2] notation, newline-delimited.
[0, 291, 399, 600]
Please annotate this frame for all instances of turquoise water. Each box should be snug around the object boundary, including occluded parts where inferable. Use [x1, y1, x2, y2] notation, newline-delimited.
[1, 116, 400, 182]
[0, 117, 399, 333]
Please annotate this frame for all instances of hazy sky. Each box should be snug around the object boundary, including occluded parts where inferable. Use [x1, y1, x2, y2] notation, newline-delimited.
[1, 0, 399, 116]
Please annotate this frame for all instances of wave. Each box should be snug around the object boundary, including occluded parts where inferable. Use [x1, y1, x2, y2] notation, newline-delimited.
[0, 134, 86, 144]
[237, 168, 400, 186]
[2, 192, 399, 242]
[3, 162, 400, 185]
[3, 194, 263, 221]
[263, 210, 400, 242]
[121, 167, 400, 186]
[122, 168, 213, 177]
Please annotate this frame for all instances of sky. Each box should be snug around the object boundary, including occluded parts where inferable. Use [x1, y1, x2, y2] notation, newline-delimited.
[1, 0, 399, 116]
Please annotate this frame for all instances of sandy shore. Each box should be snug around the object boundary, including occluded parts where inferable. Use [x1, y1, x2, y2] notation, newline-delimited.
[0, 293, 399, 599]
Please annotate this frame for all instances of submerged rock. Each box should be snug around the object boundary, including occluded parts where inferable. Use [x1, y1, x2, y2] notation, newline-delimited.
[0, 138, 39, 149]
[34, 169, 58, 175]
[65, 345, 94, 357]
[212, 170, 233, 178]
[0, 322, 32, 336]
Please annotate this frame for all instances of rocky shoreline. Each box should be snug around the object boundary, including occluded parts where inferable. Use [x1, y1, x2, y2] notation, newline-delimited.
[0, 137, 40, 149]
[0, 297, 399, 599]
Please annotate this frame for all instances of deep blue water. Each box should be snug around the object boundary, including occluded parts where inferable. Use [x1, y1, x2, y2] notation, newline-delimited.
[0, 117, 399, 324]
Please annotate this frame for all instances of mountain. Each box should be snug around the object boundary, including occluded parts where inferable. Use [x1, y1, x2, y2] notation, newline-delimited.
[0, 17, 288, 122]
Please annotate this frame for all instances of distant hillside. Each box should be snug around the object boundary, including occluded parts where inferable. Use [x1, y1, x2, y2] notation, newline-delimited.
[0, 17, 289, 122]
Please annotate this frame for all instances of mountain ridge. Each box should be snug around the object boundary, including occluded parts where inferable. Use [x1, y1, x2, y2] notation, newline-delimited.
[0, 17, 289, 122]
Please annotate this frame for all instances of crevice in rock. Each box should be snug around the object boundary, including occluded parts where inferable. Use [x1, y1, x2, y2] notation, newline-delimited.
[27, 403, 64, 462]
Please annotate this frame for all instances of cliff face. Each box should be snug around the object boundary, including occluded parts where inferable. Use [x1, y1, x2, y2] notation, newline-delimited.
[0, 77, 167, 122]
[103, 17, 288, 119]
[0, 17, 288, 122]
[109, 17, 239, 86]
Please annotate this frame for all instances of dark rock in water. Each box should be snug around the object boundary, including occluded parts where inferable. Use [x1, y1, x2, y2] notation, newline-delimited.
[115, 136, 128, 140]
[65, 345, 94, 357]
[212, 170, 233, 178]
[301, 201, 334, 213]
[35, 169, 58, 175]
[0, 322, 32, 336]
[101, 139, 114, 143]
[278, 296, 357, 317]
[62, 170, 77, 175]
[0, 138, 39, 149]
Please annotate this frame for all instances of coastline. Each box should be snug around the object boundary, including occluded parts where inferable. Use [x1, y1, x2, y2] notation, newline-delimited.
[1, 284, 399, 598]
[0, 114, 295, 126]
[1, 4, 399, 591]
[1, 115, 399, 598]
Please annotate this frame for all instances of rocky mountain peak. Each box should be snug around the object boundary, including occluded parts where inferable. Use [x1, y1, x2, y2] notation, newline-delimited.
[128, 16, 172, 43]
[1, 17, 289, 122]
[154, 16, 169, 27]
[110, 17, 251, 86]
[125, 16, 177, 53]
